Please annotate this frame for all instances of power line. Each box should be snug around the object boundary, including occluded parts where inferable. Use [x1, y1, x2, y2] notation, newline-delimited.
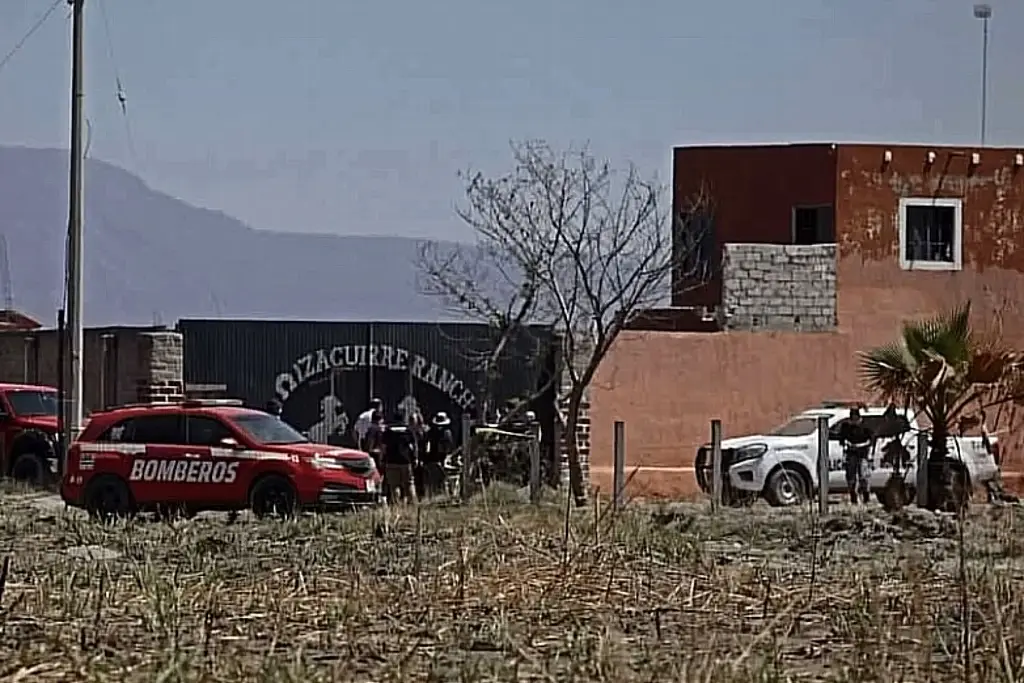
[96, 0, 139, 168]
[0, 0, 64, 77]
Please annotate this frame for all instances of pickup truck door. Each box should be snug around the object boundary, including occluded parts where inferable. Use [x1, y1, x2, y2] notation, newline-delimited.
[826, 420, 849, 491]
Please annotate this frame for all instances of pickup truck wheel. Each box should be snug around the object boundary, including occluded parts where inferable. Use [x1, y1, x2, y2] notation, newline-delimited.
[764, 466, 808, 507]
[250, 475, 298, 519]
[84, 475, 134, 522]
[10, 451, 53, 487]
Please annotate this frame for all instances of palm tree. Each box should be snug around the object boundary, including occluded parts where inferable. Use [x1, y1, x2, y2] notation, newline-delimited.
[858, 301, 1023, 510]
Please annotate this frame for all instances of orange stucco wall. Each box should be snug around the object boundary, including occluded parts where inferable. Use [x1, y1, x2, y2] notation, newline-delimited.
[591, 144, 1024, 499]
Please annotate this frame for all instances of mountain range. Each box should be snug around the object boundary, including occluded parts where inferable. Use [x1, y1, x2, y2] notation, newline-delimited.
[0, 146, 464, 326]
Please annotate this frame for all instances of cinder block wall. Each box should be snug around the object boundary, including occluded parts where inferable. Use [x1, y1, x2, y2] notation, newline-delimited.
[721, 243, 837, 331]
[0, 326, 185, 413]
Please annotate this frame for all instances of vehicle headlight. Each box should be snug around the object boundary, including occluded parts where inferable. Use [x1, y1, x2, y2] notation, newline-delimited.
[310, 455, 345, 470]
[733, 443, 769, 462]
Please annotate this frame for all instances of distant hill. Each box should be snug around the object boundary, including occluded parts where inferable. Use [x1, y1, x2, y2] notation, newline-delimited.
[0, 146, 465, 326]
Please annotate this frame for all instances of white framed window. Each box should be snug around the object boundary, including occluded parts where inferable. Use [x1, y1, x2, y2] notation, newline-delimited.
[898, 197, 962, 271]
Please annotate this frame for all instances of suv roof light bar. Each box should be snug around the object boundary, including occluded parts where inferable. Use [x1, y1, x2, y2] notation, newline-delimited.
[181, 399, 245, 407]
[98, 398, 247, 411]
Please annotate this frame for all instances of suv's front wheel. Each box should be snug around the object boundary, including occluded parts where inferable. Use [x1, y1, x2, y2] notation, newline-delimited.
[764, 466, 808, 507]
[249, 475, 298, 519]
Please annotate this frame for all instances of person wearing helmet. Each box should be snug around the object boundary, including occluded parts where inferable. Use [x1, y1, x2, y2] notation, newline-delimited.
[838, 406, 874, 505]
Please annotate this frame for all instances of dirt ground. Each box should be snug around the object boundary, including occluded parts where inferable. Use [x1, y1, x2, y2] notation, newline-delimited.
[2, 484, 1024, 681]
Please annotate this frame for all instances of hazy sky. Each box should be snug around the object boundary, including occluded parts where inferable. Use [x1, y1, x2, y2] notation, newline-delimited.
[1, 0, 1021, 240]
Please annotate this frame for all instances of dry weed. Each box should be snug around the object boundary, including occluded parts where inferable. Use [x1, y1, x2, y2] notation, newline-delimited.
[1, 482, 1023, 681]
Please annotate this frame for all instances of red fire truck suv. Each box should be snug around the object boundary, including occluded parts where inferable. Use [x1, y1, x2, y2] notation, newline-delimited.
[61, 399, 381, 519]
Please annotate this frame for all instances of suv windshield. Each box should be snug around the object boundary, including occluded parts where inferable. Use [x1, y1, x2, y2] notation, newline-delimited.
[770, 416, 823, 437]
[231, 413, 308, 445]
[6, 390, 58, 417]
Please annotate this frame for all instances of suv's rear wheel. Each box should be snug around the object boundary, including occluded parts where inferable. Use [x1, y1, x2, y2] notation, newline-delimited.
[10, 451, 54, 487]
[764, 466, 808, 507]
[84, 475, 133, 521]
[250, 475, 297, 519]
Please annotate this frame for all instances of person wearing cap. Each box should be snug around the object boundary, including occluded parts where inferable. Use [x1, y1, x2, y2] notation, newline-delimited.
[423, 412, 453, 497]
[381, 410, 417, 504]
[353, 398, 383, 450]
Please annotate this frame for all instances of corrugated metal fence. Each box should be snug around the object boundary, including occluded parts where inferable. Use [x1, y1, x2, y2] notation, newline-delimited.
[176, 319, 559, 452]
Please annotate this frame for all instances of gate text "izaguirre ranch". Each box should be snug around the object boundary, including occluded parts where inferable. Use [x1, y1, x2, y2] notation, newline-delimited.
[274, 344, 476, 410]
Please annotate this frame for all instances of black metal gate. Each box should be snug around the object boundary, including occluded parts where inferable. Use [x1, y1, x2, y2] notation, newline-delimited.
[176, 319, 558, 451]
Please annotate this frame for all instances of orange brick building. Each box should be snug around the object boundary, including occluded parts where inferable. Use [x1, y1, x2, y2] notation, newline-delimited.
[589, 143, 1024, 498]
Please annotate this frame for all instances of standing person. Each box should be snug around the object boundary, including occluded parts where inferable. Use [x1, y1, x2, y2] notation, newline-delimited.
[265, 398, 283, 417]
[424, 412, 453, 497]
[353, 398, 383, 450]
[381, 410, 417, 504]
[364, 409, 386, 475]
[838, 406, 874, 505]
[407, 409, 428, 498]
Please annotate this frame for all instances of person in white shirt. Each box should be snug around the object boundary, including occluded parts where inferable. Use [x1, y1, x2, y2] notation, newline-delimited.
[354, 398, 383, 449]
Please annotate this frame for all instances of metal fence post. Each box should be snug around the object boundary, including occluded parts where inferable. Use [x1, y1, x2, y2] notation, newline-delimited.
[529, 426, 542, 504]
[460, 412, 473, 502]
[22, 336, 32, 382]
[710, 419, 722, 512]
[612, 421, 626, 510]
[816, 415, 829, 514]
[916, 429, 929, 507]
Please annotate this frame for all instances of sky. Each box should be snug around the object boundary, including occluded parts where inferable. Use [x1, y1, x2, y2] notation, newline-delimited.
[0, 0, 1021, 241]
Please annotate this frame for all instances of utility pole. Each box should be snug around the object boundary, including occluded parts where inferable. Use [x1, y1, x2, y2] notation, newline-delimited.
[66, 0, 86, 444]
[973, 4, 992, 145]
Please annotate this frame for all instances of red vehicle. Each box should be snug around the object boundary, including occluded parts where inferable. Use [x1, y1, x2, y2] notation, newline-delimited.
[61, 399, 381, 519]
[0, 383, 61, 485]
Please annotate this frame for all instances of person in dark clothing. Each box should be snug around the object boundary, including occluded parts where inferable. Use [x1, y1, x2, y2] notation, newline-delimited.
[265, 398, 283, 417]
[837, 406, 874, 505]
[381, 410, 417, 504]
[423, 412, 453, 497]
[363, 409, 385, 471]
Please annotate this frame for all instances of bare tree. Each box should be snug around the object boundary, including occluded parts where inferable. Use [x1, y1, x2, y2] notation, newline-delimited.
[417, 140, 710, 505]
[417, 152, 554, 419]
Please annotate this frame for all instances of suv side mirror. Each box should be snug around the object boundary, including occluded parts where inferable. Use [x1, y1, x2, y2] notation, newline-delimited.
[218, 437, 245, 450]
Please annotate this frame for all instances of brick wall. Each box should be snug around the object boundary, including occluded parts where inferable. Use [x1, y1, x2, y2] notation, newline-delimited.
[0, 326, 184, 412]
[720, 243, 837, 331]
[557, 337, 593, 496]
[557, 385, 591, 491]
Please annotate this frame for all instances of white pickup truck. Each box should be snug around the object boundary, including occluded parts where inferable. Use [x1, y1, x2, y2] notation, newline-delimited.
[694, 403, 1000, 507]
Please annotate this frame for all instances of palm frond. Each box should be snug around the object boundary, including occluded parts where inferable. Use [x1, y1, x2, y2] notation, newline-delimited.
[901, 301, 972, 367]
[858, 342, 915, 402]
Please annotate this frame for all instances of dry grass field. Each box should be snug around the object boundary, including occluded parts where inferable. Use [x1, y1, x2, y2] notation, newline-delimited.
[2, 483, 1024, 681]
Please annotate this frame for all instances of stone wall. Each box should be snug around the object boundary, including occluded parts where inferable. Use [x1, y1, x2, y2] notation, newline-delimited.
[0, 326, 184, 413]
[720, 243, 837, 331]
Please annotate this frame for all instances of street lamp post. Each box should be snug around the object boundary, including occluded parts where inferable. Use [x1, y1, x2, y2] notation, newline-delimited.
[973, 3, 992, 146]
